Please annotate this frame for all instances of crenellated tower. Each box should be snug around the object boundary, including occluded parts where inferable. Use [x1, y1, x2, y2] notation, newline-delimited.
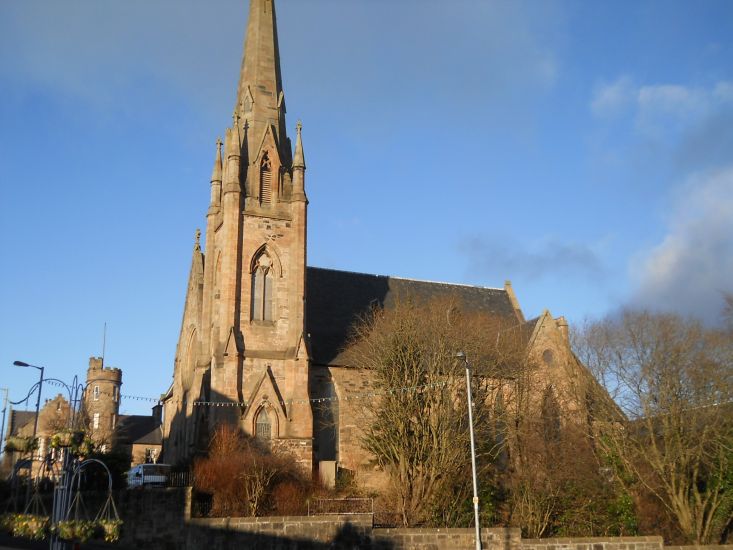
[164, 0, 312, 469]
[85, 357, 122, 450]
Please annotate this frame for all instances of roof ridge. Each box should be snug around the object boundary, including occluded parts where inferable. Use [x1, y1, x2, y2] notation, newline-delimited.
[307, 265, 504, 291]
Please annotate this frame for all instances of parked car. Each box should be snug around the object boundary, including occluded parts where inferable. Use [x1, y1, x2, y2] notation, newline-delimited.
[127, 463, 170, 488]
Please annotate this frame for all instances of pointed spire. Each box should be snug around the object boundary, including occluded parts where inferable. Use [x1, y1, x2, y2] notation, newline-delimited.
[293, 120, 305, 170]
[211, 138, 223, 183]
[235, 0, 287, 158]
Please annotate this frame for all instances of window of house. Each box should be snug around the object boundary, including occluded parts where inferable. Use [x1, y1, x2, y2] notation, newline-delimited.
[93, 413, 100, 430]
[252, 253, 274, 321]
[93, 386, 100, 401]
[255, 409, 272, 440]
[111, 414, 117, 429]
[113, 385, 118, 402]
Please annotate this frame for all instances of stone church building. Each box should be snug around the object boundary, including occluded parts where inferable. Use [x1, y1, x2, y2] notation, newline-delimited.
[161, 0, 587, 481]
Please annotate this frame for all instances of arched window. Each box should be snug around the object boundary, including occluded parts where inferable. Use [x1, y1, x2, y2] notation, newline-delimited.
[259, 152, 272, 205]
[541, 386, 561, 442]
[255, 409, 272, 440]
[251, 253, 274, 321]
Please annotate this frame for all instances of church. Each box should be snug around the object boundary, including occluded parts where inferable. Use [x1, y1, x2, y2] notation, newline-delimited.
[160, 0, 584, 481]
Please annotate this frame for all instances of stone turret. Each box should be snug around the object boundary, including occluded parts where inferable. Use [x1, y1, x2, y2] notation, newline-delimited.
[85, 357, 122, 449]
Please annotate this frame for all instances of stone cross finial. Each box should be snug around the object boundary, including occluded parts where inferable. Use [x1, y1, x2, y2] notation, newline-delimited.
[296, 120, 303, 133]
[216, 137, 222, 150]
[194, 228, 201, 250]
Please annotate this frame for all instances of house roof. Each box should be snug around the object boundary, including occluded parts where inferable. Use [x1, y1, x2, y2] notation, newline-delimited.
[305, 267, 520, 366]
[7, 410, 36, 438]
[115, 415, 162, 446]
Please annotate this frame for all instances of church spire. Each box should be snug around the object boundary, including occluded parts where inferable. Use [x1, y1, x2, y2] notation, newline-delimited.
[293, 120, 305, 170]
[235, 0, 287, 158]
[208, 138, 223, 213]
[211, 137, 223, 183]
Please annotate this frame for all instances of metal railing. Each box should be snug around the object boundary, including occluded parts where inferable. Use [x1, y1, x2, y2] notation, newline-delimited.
[166, 471, 193, 488]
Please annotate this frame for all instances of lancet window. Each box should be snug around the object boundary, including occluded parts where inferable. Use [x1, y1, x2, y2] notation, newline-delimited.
[251, 253, 274, 321]
[255, 409, 272, 440]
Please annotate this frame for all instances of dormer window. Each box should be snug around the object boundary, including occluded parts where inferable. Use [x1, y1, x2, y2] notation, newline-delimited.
[252, 253, 274, 321]
[259, 152, 272, 205]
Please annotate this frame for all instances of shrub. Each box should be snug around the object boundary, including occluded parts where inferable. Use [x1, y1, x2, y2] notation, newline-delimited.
[194, 424, 311, 517]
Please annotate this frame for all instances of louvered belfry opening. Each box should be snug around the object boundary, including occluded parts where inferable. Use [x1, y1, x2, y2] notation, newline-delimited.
[260, 152, 272, 205]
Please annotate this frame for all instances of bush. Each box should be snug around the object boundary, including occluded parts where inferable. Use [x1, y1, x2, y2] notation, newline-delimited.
[194, 424, 311, 517]
[272, 480, 309, 516]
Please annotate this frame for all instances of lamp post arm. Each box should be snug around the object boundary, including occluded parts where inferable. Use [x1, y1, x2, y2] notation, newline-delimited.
[9, 382, 42, 406]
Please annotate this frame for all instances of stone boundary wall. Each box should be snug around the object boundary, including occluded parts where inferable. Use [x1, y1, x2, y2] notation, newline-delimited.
[112, 489, 731, 550]
[522, 536, 664, 550]
[186, 513, 373, 549]
[373, 526, 520, 550]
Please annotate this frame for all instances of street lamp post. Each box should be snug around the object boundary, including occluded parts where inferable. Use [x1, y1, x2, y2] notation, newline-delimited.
[13, 361, 44, 508]
[0, 387, 8, 461]
[456, 351, 482, 550]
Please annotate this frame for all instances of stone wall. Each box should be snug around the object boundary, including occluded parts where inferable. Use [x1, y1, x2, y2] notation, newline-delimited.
[111, 489, 727, 550]
[117, 488, 188, 549]
[373, 526, 520, 550]
[521, 536, 664, 550]
[186, 514, 373, 549]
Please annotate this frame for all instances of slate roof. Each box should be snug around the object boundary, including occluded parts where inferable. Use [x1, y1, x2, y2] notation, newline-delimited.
[7, 410, 36, 437]
[115, 415, 162, 446]
[305, 267, 520, 366]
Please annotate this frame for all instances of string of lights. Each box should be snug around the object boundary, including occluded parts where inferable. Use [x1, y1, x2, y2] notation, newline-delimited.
[44, 379, 161, 404]
[45, 378, 458, 408]
[190, 380, 450, 408]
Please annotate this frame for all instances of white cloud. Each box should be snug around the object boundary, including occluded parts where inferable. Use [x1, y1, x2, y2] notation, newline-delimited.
[591, 78, 733, 171]
[591, 76, 635, 117]
[632, 166, 733, 324]
[591, 78, 733, 135]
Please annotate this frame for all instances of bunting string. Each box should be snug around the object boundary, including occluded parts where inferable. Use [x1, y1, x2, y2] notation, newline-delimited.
[190, 380, 450, 408]
[45, 378, 457, 408]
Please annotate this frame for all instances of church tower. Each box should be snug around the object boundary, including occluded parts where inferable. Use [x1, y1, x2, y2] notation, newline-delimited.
[163, 0, 312, 468]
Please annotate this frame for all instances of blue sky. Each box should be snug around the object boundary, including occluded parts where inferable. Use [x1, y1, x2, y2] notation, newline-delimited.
[1, 0, 732, 416]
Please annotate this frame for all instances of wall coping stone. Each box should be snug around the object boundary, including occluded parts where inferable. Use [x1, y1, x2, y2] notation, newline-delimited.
[523, 537, 664, 544]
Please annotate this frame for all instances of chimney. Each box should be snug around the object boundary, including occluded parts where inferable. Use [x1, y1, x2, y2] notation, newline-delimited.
[152, 403, 163, 425]
[556, 316, 569, 343]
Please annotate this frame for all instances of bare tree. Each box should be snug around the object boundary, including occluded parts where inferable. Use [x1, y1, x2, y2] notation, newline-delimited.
[193, 424, 307, 517]
[344, 296, 524, 526]
[576, 310, 733, 543]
